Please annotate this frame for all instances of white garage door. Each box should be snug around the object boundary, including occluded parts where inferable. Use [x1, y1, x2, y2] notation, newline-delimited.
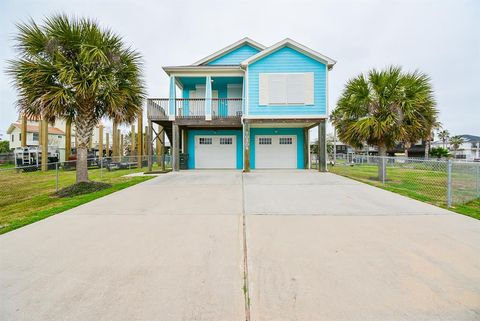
[255, 135, 297, 169]
[194, 136, 236, 169]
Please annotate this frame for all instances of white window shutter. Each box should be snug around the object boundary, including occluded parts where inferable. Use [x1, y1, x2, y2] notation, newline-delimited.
[259, 74, 269, 105]
[268, 74, 288, 104]
[304, 72, 314, 105]
[286, 73, 306, 104]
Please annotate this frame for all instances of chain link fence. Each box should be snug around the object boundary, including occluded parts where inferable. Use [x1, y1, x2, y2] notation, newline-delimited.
[327, 154, 480, 208]
[0, 155, 171, 233]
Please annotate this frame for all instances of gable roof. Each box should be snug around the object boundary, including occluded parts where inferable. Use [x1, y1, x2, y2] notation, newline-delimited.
[7, 123, 65, 135]
[192, 37, 266, 66]
[240, 38, 336, 69]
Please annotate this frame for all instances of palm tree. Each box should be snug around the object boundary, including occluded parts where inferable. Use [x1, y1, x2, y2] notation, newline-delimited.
[7, 15, 145, 183]
[331, 66, 437, 181]
[449, 136, 464, 158]
[437, 129, 450, 149]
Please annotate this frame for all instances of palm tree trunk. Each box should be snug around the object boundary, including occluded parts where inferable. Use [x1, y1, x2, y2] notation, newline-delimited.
[75, 115, 96, 183]
[425, 138, 430, 159]
[404, 148, 409, 158]
[378, 144, 387, 182]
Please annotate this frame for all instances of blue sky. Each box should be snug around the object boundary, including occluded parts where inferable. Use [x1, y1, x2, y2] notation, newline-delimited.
[1, 0, 479, 140]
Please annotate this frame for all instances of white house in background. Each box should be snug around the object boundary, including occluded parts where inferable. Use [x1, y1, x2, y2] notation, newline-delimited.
[6, 118, 113, 161]
[432, 134, 480, 161]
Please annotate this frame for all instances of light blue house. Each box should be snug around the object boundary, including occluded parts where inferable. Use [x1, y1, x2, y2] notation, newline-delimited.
[147, 38, 336, 171]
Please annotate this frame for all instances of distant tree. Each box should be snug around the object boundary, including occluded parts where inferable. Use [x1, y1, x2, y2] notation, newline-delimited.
[429, 147, 449, 158]
[449, 136, 464, 157]
[437, 129, 450, 149]
[332, 66, 437, 181]
[0, 141, 10, 153]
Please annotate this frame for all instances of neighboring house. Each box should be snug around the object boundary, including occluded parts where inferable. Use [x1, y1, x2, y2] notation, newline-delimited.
[147, 38, 336, 170]
[6, 118, 113, 161]
[432, 134, 480, 160]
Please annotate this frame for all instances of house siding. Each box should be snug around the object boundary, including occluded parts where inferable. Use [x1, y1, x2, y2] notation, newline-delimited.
[207, 44, 260, 65]
[250, 127, 304, 169]
[247, 46, 327, 116]
[187, 129, 243, 169]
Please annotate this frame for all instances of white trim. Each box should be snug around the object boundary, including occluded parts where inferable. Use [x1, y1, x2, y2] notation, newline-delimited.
[243, 115, 328, 119]
[192, 37, 266, 66]
[246, 65, 250, 116]
[241, 38, 336, 68]
[326, 67, 330, 117]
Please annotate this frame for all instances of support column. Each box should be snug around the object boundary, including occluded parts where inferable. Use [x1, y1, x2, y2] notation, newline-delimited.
[172, 123, 180, 171]
[112, 121, 118, 158]
[98, 124, 103, 161]
[169, 76, 176, 120]
[21, 115, 27, 147]
[65, 119, 71, 161]
[137, 111, 143, 168]
[156, 127, 162, 166]
[41, 119, 48, 171]
[304, 128, 309, 169]
[147, 120, 153, 172]
[243, 121, 250, 172]
[205, 76, 212, 121]
[160, 128, 165, 171]
[119, 131, 123, 157]
[106, 132, 110, 158]
[130, 124, 135, 155]
[318, 120, 327, 172]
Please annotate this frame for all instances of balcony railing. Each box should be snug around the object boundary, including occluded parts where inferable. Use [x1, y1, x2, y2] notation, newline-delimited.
[147, 98, 243, 119]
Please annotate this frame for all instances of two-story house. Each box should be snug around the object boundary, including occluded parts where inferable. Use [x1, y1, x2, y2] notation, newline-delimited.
[147, 38, 336, 171]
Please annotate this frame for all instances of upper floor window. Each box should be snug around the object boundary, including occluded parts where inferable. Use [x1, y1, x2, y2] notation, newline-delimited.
[11, 134, 14, 142]
[259, 72, 314, 106]
[33, 132, 39, 141]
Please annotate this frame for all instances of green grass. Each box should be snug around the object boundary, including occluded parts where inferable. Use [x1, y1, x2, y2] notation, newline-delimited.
[329, 164, 480, 220]
[0, 165, 162, 234]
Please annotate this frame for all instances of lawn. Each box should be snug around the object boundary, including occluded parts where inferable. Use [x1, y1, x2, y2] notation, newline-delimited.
[329, 163, 480, 220]
[0, 165, 164, 234]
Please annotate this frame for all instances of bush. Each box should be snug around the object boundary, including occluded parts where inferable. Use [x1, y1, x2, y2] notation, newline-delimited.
[430, 147, 449, 158]
[54, 181, 112, 198]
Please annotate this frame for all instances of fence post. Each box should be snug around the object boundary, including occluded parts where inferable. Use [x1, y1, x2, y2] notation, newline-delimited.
[382, 157, 386, 184]
[476, 164, 479, 197]
[56, 162, 59, 192]
[447, 159, 452, 207]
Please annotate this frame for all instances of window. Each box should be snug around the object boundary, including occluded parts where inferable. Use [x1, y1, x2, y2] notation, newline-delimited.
[220, 137, 233, 145]
[11, 134, 14, 142]
[58, 135, 62, 139]
[279, 137, 293, 145]
[199, 137, 212, 145]
[33, 132, 39, 141]
[19, 133, 22, 141]
[259, 72, 314, 105]
[258, 137, 272, 145]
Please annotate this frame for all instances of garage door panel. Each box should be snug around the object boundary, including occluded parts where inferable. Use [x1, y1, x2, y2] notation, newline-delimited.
[195, 136, 236, 169]
[255, 135, 297, 169]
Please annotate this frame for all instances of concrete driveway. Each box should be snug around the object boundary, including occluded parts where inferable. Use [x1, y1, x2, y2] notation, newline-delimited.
[1, 170, 479, 321]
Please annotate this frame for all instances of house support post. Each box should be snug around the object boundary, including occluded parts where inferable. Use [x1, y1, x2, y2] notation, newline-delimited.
[112, 121, 118, 159]
[137, 111, 143, 168]
[172, 123, 180, 171]
[119, 130, 123, 157]
[130, 124, 135, 156]
[41, 118, 48, 171]
[318, 120, 327, 172]
[106, 133, 110, 158]
[98, 125, 103, 161]
[21, 115, 27, 147]
[205, 76, 212, 121]
[243, 121, 250, 172]
[65, 119, 71, 161]
[160, 127, 165, 171]
[147, 120, 153, 172]
[304, 128, 309, 169]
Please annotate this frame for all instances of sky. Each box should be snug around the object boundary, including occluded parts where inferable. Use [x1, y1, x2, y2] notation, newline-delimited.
[0, 0, 479, 141]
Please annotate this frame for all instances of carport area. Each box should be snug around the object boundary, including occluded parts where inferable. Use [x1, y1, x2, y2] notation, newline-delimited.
[1, 170, 479, 321]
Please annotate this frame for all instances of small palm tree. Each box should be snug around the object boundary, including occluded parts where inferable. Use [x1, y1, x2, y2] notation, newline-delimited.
[437, 129, 450, 149]
[331, 66, 437, 180]
[449, 136, 464, 157]
[7, 15, 145, 183]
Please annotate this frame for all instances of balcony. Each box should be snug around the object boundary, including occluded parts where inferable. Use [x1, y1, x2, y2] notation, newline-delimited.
[147, 98, 243, 120]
